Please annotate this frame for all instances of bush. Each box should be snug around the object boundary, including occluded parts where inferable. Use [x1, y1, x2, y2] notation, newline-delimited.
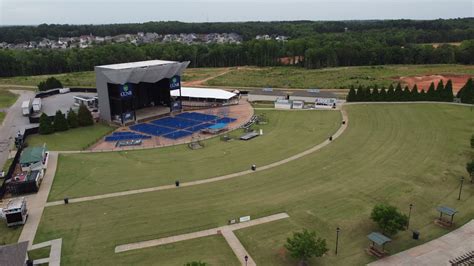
[53, 110, 68, 131]
[285, 229, 328, 264]
[67, 108, 79, 128]
[37, 77, 63, 92]
[370, 203, 408, 236]
[39, 113, 54, 134]
[78, 104, 94, 126]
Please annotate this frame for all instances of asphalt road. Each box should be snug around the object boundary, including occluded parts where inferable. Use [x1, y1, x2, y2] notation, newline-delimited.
[0, 90, 36, 171]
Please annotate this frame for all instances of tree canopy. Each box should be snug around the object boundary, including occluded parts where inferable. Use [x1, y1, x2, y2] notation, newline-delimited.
[370, 204, 408, 236]
[285, 229, 328, 264]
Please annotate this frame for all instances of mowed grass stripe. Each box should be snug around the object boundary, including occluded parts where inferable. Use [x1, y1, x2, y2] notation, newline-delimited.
[35, 104, 473, 265]
[48, 110, 341, 201]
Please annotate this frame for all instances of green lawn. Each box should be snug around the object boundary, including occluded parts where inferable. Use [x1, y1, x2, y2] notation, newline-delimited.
[27, 124, 114, 151]
[0, 90, 18, 109]
[0, 224, 22, 245]
[207, 64, 474, 89]
[35, 104, 474, 265]
[0, 68, 229, 88]
[0, 112, 5, 124]
[48, 110, 341, 200]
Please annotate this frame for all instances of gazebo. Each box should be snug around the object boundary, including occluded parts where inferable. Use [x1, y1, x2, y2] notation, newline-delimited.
[435, 206, 458, 228]
[366, 232, 392, 258]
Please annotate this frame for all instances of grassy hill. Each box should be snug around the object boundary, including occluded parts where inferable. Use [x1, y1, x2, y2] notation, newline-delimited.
[35, 104, 474, 265]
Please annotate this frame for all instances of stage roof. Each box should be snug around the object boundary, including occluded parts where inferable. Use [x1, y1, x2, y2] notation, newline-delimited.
[171, 87, 236, 100]
[96, 60, 178, 70]
[95, 60, 189, 84]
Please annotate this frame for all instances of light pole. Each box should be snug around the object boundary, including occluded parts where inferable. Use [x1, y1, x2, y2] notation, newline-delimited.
[335, 227, 340, 255]
[458, 176, 464, 200]
[244, 255, 248, 266]
[407, 203, 413, 229]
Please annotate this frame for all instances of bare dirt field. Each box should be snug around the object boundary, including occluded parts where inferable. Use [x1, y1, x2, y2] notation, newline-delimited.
[398, 74, 473, 93]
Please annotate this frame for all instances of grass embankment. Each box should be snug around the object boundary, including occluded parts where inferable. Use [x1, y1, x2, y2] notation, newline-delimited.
[0, 67, 229, 88]
[48, 110, 341, 200]
[26, 124, 114, 151]
[35, 104, 474, 265]
[207, 64, 474, 89]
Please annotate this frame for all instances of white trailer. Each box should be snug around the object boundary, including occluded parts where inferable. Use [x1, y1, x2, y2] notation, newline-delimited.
[21, 100, 31, 116]
[32, 98, 42, 112]
[0, 197, 28, 227]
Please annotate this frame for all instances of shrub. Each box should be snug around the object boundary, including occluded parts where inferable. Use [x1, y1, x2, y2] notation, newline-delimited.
[285, 229, 328, 264]
[78, 104, 94, 126]
[370, 203, 408, 236]
[53, 110, 68, 131]
[67, 108, 79, 128]
[37, 77, 63, 91]
[39, 113, 54, 134]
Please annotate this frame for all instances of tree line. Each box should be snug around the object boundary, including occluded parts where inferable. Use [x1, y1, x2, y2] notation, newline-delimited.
[1, 39, 473, 77]
[39, 104, 93, 134]
[347, 78, 474, 104]
[1, 19, 473, 43]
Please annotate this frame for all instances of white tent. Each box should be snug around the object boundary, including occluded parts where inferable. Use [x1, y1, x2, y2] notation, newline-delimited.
[171, 87, 236, 100]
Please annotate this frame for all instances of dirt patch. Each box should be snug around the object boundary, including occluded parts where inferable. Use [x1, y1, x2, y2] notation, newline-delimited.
[397, 74, 472, 93]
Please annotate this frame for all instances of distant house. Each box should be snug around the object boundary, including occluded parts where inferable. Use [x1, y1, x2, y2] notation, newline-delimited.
[19, 145, 48, 172]
[0, 241, 29, 266]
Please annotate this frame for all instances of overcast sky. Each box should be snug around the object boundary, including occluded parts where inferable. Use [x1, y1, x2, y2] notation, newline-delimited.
[0, 0, 472, 25]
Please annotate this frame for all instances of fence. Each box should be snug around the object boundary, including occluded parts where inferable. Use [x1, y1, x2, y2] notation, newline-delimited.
[0, 126, 39, 199]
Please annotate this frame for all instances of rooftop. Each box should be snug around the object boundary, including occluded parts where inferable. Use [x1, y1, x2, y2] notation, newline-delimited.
[367, 232, 392, 246]
[96, 60, 178, 70]
[171, 87, 236, 100]
[0, 241, 28, 266]
[20, 146, 46, 165]
[291, 90, 337, 98]
[437, 206, 458, 216]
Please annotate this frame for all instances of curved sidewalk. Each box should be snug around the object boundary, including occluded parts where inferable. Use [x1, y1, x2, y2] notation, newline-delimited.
[45, 108, 348, 207]
[369, 219, 474, 266]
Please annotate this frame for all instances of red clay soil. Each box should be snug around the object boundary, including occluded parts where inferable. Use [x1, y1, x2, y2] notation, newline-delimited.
[397, 74, 472, 93]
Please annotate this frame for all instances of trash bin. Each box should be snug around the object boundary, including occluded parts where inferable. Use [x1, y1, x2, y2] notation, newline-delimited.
[175, 181, 180, 187]
[329, 136, 333, 141]
[64, 198, 69, 204]
[251, 165, 256, 171]
[412, 230, 419, 240]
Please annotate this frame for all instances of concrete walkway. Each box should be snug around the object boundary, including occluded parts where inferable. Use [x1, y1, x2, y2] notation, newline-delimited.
[369, 219, 474, 266]
[115, 213, 289, 265]
[45, 108, 348, 207]
[30, 238, 62, 266]
[18, 152, 58, 247]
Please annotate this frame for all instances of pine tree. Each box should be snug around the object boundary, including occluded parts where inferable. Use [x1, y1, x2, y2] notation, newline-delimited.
[410, 84, 419, 101]
[435, 80, 445, 101]
[379, 87, 387, 101]
[394, 83, 403, 101]
[39, 113, 54, 134]
[78, 104, 94, 126]
[427, 82, 436, 101]
[67, 108, 79, 128]
[347, 86, 356, 102]
[387, 84, 395, 101]
[53, 110, 69, 131]
[402, 85, 411, 101]
[457, 78, 474, 104]
[419, 89, 427, 101]
[444, 79, 454, 102]
[371, 87, 379, 101]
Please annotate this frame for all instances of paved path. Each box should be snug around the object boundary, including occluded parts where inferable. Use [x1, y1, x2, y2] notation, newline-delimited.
[46, 108, 348, 207]
[369, 219, 474, 266]
[115, 212, 288, 265]
[0, 89, 36, 170]
[18, 152, 58, 247]
[30, 238, 62, 266]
